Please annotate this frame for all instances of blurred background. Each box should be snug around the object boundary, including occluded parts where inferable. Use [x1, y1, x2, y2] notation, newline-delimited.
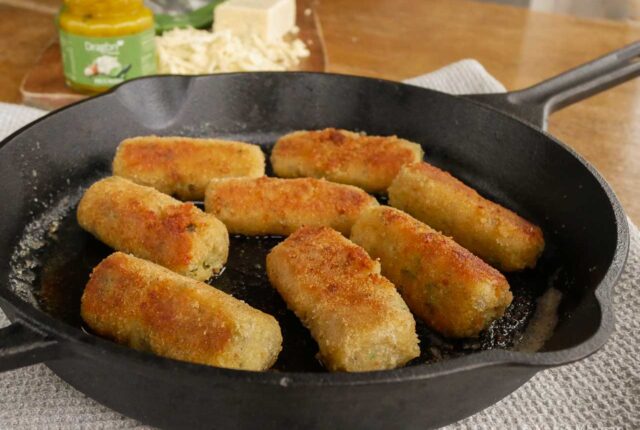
[1, 0, 640, 223]
[479, 0, 640, 20]
[5, 0, 640, 19]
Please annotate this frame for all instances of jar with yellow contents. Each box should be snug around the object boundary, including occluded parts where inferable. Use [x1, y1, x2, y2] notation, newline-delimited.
[58, 0, 157, 94]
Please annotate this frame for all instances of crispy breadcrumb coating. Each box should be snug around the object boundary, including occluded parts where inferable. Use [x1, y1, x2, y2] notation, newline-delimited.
[77, 176, 228, 281]
[267, 226, 420, 372]
[205, 176, 378, 235]
[351, 206, 513, 338]
[82, 252, 282, 370]
[388, 162, 544, 271]
[271, 128, 423, 192]
[113, 135, 265, 200]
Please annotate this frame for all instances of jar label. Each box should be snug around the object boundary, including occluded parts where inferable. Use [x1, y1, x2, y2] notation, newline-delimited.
[59, 28, 157, 89]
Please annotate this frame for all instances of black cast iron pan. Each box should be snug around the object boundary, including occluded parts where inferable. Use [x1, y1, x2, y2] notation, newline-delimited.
[0, 42, 637, 429]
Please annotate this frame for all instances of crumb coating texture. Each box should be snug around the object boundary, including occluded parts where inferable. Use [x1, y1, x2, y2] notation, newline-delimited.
[271, 128, 423, 192]
[81, 252, 282, 370]
[77, 176, 228, 280]
[267, 226, 420, 372]
[205, 176, 378, 235]
[113, 135, 265, 200]
[351, 206, 513, 338]
[388, 162, 545, 271]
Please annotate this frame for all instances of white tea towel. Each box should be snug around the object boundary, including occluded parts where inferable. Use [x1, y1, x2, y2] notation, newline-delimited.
[0, 61, 638, 429]
[404, 59, 506, 94]
[0, 103, 47, 142]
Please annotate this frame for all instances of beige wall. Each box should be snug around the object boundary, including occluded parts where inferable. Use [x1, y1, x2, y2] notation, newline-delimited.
[532, 0, 638, 19]
[478, 0, 640, 20]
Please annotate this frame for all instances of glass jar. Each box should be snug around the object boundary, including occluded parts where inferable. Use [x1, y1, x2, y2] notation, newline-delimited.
[58, 0, 157, 94]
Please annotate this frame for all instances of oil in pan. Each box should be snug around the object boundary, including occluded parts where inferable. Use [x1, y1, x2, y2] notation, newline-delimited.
[8, 181, 560, 372]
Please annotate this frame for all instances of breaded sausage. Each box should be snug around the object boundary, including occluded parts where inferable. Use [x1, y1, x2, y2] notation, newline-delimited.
[271, 128, 424, 193]
[77, 176, 228, 281]
[204, 177, 379, 236]
[81, 252, 282, 370]
[350, 206, 512, 338]
[266, 226, 420, 372]
[388, 162, 545, 271]
[113, 135, 265, 200]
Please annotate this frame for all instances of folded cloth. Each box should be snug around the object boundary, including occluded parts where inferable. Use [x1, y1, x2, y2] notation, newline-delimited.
[0, 61, 638, 429]
[404, 59, 506, 94]
[0, 103, 47, 142]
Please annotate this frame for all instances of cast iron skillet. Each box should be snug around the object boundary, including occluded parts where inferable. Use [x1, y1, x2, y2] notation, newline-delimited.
[0, 42, 637, 429]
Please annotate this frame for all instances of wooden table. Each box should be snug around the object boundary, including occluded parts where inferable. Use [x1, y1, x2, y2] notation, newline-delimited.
[2, 0, 640, 222]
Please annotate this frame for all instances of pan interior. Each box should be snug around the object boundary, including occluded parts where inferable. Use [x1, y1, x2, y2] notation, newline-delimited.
[22, 152, 548, 372]
[0, 73, 618, 372]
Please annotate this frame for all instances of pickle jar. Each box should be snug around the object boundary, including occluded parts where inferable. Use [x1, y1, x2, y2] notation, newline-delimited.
[58, 0, 157, 94]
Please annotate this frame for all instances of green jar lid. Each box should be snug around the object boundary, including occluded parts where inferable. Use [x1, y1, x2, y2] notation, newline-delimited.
[148, 0, 226, 34]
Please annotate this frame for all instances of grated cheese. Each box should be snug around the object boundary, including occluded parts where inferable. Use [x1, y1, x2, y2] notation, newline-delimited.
[156, 27, 310, 74]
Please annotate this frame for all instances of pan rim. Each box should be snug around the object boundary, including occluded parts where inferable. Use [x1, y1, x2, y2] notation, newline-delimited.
[0, 72, 629, 386]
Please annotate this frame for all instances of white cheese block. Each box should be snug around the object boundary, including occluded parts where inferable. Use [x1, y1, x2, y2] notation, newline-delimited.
[214, 0, 296, 42]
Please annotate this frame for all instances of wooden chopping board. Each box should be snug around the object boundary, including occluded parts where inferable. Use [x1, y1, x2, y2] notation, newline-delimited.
[20, 0, 327, 111]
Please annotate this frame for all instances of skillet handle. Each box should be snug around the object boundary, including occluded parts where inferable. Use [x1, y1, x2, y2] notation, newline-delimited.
[0, 321, 61, 372]
[468, 41, 640, 130]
